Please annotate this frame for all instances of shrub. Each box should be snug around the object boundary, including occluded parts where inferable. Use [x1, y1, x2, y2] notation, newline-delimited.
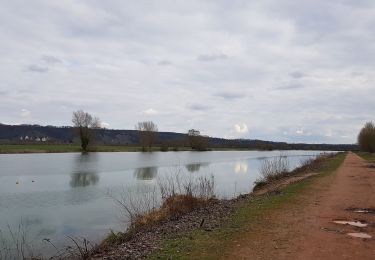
[259, 155, 290, 182]
[108, 169, 215, 231]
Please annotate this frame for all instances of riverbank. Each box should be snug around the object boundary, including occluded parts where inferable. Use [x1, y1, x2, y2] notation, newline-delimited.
[200, 151, 374, 260]
[223, 152, 374, 259]
[0, 144, 191, 154]
[90, 153, 347, 259]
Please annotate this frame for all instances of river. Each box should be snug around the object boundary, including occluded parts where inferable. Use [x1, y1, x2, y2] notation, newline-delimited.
[0, 150, 329, 257]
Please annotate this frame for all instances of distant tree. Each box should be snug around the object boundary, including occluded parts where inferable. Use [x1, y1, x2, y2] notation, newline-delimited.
[72, 110, 101, 151]
[135, 121, 158, 151]
[358, 121, 375, 153]
[187, 129, 209, 151]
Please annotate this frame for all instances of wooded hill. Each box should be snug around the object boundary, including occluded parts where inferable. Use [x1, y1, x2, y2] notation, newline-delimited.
[0, 123, 357, 151]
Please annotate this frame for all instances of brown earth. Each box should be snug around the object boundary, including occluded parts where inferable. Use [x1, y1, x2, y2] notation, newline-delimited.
[227, 152, 375, 259]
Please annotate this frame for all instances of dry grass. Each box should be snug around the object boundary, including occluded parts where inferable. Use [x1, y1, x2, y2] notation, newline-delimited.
[104, 169, 215, 246]
[258, 155, 290, 182]
[102, 194, 210, 247]
[135, 195, 206, 227]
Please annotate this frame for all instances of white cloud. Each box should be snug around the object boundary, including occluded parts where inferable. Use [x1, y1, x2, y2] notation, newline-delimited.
[101, 122, 110, 128]
[142, 108, 158, 116]
[234, 161, 248, 174]
[296, 129, 304, 135]
[234, 123, 249, 134]
[20, 109, 31, 117]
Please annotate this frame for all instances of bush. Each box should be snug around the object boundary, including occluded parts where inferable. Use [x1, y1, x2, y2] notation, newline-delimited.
[358, 121, 375, 153]
[108, 169, 215, 230]
[259, 155, 290, 182]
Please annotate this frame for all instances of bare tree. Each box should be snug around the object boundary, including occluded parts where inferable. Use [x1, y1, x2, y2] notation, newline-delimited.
[72, 110, 101, 151]
[358, 121, 375, 153]
[135, 121, 158, 151]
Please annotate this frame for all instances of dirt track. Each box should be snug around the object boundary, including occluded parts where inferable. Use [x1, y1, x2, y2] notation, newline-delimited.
[228, 152, 375, 259]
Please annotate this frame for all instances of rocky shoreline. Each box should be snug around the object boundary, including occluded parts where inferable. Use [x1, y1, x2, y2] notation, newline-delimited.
[91, 197, 242, 259]
[91, 175, 314, 259]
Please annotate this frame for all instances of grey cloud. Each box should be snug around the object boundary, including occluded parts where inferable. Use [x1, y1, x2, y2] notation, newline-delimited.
[188, 104, 212, 111]
[214, 91, 244, 100]
[42, 55, 62, 64]
[290, 71, 304, 79]
[273, 83, 305, 91]
[157, 60, 172, 66]
[1, 1, 375, 144]
[27, 65, 48, 73]
[0, 90, 10, 95]
[197, 53, 228, 62]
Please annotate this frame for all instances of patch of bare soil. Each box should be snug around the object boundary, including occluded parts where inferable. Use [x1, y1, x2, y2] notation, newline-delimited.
[227, 152, 375, 259]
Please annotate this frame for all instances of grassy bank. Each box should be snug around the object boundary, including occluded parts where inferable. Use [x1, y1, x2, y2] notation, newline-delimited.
[0, 144, 194, 154]
[150, 152, 346, 259]
[356, 152, 375, 162]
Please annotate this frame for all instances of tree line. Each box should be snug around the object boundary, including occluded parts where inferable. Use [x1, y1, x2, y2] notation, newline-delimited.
[358, 121, 375, 153]
[72, 110, 372, 153]
[72, 110, 209, 152]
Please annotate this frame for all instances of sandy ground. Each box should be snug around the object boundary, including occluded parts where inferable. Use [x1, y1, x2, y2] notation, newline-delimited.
[227, 152, 375, 259]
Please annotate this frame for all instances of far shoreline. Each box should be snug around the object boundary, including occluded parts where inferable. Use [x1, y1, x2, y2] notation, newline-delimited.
[0, 144, 344, 154]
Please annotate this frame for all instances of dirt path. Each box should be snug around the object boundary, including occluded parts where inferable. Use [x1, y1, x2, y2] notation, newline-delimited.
[227, 152, 375, 259]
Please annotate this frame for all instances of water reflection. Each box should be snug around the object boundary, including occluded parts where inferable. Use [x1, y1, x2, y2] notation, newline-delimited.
[70, 153, 99, 187]
[134, 167, 158, 180]
[70, 172, 99, 187]
[185, 162, 209, 173]
[234, 161, 248, 174]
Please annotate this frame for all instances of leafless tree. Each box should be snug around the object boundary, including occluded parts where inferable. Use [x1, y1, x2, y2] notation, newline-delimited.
[72, 110, 101, 151]
[358, 121, 375, 153]
[135, 121, 158, 151]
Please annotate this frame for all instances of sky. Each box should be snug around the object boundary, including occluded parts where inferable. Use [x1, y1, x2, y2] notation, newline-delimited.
[1, 0, 374, 144]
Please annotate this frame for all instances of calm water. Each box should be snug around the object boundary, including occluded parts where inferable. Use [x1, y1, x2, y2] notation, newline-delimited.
[0, 150, 327, 256]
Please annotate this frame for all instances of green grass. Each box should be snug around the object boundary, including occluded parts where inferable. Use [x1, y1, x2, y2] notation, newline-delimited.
[0, 144, 195, 154]
[356, 152, 375, 162]
[0, 144, 82, 153]
[150, 152, 346, 259]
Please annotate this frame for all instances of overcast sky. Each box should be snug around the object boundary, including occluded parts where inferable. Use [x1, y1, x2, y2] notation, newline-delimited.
[1, 0, 374, 144]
